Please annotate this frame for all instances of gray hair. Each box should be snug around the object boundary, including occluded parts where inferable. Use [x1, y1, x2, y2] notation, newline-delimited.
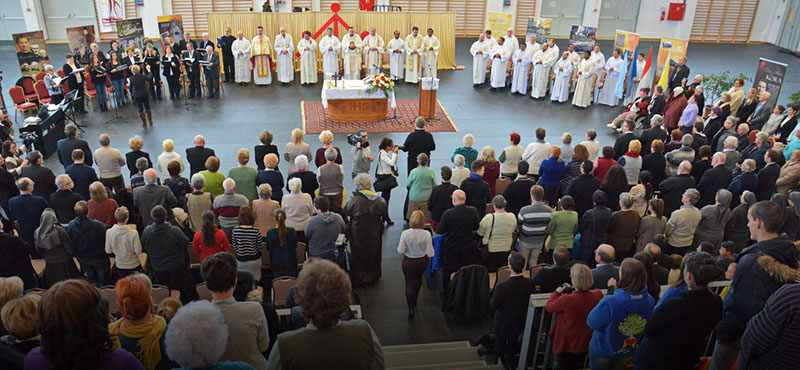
[143, 168, 158, 185]
[258, 183, 273, 200]
[98, 134, 110, 146]
[191, 173, 205, 190]
[16, 178, 33, 192]
[724, 135, 738, 149]
[55, 174, 71, 190]
[417, 153, 429, 166]
[463, 134, 474, 147]
[44, 64, 54, 72]
[165, 301, 229, 368]
[222, 178, 236, 193]
[492, 195, 506, 209]
[651, 114, 663, 126]
[678, 160, 692, 174]
[415, 116, 426, 129]
[684, 188, 700, 205]
[725, 116, 737, 126]
[353, 173, 373, 191]
[453, 154, 465, 168]
[742, 159, 756, 172]
[288, 177, 302, 193]
[681, 134, 694, 147]
[135, 157, 149, 171]
[619, 192, 634, 208]
[324, 148, 338, 162]
[756, 131, 769, 143]
[295, 155, 308, 171]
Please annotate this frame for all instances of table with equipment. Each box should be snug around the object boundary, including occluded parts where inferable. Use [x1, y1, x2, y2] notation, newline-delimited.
[321, 80, 396, 122]
[18, 105, 66, 158]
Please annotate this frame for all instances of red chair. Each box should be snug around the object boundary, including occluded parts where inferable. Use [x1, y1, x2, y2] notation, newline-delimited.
[105, 76, 118, 107]
[20, 77, 38, 104]
[33, 80, 52, 105]
[8, 86, 38, 123]
[56, 69, 65, 78]
[34, 72, 46, 81]
[83, 73, 97, 109]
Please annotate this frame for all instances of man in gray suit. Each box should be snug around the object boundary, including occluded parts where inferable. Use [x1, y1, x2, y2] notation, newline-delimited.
[747, 92, 772, 131]
[133, 169, 177, 227]
[591, 244, 619, 289]
[204, 45, 220, 99]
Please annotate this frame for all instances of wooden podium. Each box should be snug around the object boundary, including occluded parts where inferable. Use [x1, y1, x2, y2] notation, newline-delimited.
[419, 77, 439, 119]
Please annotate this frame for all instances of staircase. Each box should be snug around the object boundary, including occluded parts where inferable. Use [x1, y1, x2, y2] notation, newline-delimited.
[384, 341, 496, 370]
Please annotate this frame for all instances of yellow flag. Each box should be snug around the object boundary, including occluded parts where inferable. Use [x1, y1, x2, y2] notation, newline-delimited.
[657, 50, 671, 89]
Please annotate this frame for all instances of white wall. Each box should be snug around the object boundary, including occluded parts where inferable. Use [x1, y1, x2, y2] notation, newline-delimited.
[485, 0, 517, 31]
[750, 0, 788, 43]
[20, 0, 47, 38]
[583, 0, 601, 28]
[635, 0, 697, 40]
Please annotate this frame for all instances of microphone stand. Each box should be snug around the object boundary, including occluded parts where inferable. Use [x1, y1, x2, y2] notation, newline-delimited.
[104, 68, 127, 124]
[179, 57, 196, 111]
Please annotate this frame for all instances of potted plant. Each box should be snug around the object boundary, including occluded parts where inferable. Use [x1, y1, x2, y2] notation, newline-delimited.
[703, 70, 751, 116]
[789, 91, 800, 107]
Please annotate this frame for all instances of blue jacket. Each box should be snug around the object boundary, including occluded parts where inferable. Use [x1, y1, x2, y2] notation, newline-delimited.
[65, 163, 99, 200]
[727, 171, 758, 206]
[587, 286, 655, 359]
[538, 157, 565, 188]
[655, 284, 687, 310]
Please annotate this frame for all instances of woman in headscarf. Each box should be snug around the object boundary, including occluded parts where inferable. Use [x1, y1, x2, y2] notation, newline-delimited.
[725, 190, 756, 253]
[783, 192, 800, 240]
[34, 209, 80, 287]
[693, 189, 732, 249]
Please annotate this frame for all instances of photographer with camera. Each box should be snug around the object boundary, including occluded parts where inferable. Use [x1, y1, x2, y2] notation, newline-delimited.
[349, 129, 373, 179]
[545, 263, 604, 370]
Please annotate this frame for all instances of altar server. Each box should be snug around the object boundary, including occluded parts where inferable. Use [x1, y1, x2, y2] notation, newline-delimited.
[572, 52, 594, 108]
[489, 37, 510, 90]
[404, 27, 424, 83]
[530, 43, 555, 99]
[342, 41, 361, 80]
[470, 33, 491, 86]
[551, 52, 573, 103]
[510, 43, 532, 94]
[231, 31, 251, 84]
[319, 27, 340, 77]
[363, 27, 384, 76]
[251, 26, 272, 85]
[421, 28, 440, 79]
[298, 31, 317, 84]
[387, 30, 405, 80]
[598, 49, 624, 106]
[274, 28, 294, 84]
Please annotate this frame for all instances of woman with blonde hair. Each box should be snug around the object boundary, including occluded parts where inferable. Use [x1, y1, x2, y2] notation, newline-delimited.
[87, 181, 119, 227]
[267, 208, 298, 277]
[125, 135, 152, 177]
[253, 183, 280, 237]
[451, 133, 478, 169]
[1, 293, 42, 357]
[198, 156, 225, 196]
[155, 297, 182, 324]
[451, 154, 470, 187]
[156, 139, 184, 180]
[227, 148, 258, 202]
[480, 146, 501, 196]
[397, 210, 434, 319]
[129, 63, 154, 127]
[284, 128, 312, 174]
[736, 87, 760, 122]
[314, 130, 342, 167]
[617, 139, 642, 186]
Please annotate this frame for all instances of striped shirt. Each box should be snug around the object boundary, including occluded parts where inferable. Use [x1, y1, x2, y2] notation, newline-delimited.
[517, 202, 552, 244]
[740, 283, 800, 369]
[231, 226, 263, 261]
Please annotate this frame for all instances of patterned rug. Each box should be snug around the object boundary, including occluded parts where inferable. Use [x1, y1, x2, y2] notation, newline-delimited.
[302, 99, 458, 134]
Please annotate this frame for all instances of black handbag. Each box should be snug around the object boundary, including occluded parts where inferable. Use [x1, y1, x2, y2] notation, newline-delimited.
[373, 151, 398, 192]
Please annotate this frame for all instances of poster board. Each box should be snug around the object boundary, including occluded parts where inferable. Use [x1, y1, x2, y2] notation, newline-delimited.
[13, 31, 49, 77]
[656, 37, 688, 87]
[117, 18, 145, 51]
[526, 18, 552, 44]
[752, 58, 787, 110]
[486, 12, 512, 39]
[158, 15, 184, 48]
[95, 0, 125, 33]
[67, 25, 97, 65]
[613, 30, 640, 61]
[570, 25, 596, 54]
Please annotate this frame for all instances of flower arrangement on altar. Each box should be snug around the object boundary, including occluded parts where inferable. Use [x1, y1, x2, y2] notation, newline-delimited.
[366, 72, 395, 98]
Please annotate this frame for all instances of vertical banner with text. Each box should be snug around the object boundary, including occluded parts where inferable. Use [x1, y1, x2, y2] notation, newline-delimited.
[95, 0, 125, 33]
[752, 58, 787, 110]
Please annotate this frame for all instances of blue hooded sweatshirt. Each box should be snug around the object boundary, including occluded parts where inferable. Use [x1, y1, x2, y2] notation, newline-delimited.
[586, 286, 655, 359]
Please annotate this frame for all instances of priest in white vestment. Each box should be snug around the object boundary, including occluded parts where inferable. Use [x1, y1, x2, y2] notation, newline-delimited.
[342, 42, 362, 80]
[589, 45, 606, 77]
[421, 28, 440, 78]
[547, 40, 560, 61]
[526, 36, 540, 55]
[567, 44, 582, 92]
[489, 38, 510, 90]
[274, 28, 294, 84]
[598, 49, 624, 106]
[503, 29, 519, 53]
[386, 31, 405, 80]
[530, 43, 555, 99]
[404, 27, 424, 83]
[485, 30, 497, 48]
[551, 52, 573, 103]
[250, 27, 272, 85]
[340, 27, 363, 55]
[470, 33, 491, 86]
[573, 52, 594, 108]
[298, 31, 317, 84]
[510, 43, 532, 94]
[319, 28, 340, 77]
[231, 31, 251, 84]
[363, 27, 384, 76]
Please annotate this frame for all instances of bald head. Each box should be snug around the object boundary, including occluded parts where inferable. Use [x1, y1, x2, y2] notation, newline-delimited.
[452, 189, 466, 205]
[678, 160, 692, 175]
[144, 168, 158, 184]
[194, 135, 205, 146]
[595, 244, 615, 264]
[223, 178, 236, 193]
[712, 152, 726, 166]
[644, 243, 661, 258]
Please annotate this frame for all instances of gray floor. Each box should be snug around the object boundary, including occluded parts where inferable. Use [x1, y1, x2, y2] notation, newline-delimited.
[1, 38, 798, 345]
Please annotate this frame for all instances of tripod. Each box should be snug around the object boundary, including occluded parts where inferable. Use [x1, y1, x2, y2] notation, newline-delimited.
[104, 85, 127, 124]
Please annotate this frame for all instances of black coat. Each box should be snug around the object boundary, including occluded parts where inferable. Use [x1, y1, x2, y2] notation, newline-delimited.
[204, 52, 220, 80]
[254, 144, 280, 171]
[642, 153, 667, 189]
[437, 204, 480, 262]
[502, 177, 535, 216]
[444, 264, 490, 319]
[286, 171, 318, 199]
[649, 94, 667, 117]
[638, 126, 668, 156]
[659, 174, 696, 217]
[579, 206, 612, 258]
[691, 133, 708, 161]
[256, 170, 284, 203]
[401, 129, 436, 175]
[533, 265, 570, 293]
[754, 163, 780, 201]
[737, 100, 758, 122]
[591, 263, 619, 290]
[49, 190, 83, 224]
[777, 116, 798, 141]
[427, 182, 458, 222]
[690, 159, 711, 185]
[21, 165, 57, 200]
[728, 171, 759, 207]
[696, 165, 733, 208]
[64, 163, 98, 201]
[125, 151, 152, 177]
[669, 64, 690, 90]
[490, 275, 536, 333]
[161, 54, 181, 77]
[129, 73, 152, 99]
[185, 146, 216, 175]
[614, 132, 636, 160]
[0, 232, 37, 290]
[56, 137, 93, 168]
[565, 173, 600, 217]
[0, 169, 19, 214]
[460, 177, 492, 217]
[181, 49, 201, 76]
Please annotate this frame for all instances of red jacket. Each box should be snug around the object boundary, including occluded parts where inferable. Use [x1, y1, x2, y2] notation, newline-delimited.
[625, 96, 652, 116]
[546, 289, 604, 354]
[192, 227, 231, 261]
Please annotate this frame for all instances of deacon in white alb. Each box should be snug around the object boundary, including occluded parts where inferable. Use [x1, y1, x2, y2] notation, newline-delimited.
[470, 33, 491, 86]
[503, 29, 519, 53]
[274, 28, 294, 84]
[525, 36, 540, 55]
[421, 28, 440, 78]
[340, 26, 363, 54]
[547, 39, 560, 60]
[342, 41, 362, 80]
[589, 45, 605, 77]
[551, 52, 573, 103]
[363, 27, 384, 76]
[530, 43, 555, 99]
[298, 31, 317, 84]
[598, 49, 624, 106]
[231, 31, 252, 84]
[510, 43, 532, 94]
[251, 26, 272, 85]
[489, 37, 510, 90]
[484, 30, 497, 48]
[572, 52, 595, 108]
[567, 44, 582, 92]
[318, 27, 340, 77]
[404, 27, 424, 83]
[386, 30, 405, 80]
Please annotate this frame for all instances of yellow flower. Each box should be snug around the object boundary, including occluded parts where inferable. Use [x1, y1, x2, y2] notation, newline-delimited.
[390, 81, 395, 86]
[372, 82, 377, 86]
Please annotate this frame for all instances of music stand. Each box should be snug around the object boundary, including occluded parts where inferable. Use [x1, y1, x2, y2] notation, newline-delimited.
[179, 55, 197, 110]
[104, 69, 128, 124]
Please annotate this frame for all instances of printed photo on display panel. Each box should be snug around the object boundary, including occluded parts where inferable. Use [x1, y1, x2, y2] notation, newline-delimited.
[117, 18, 145, 51]
[570, 25, 596, 54]
[656, 38, 688, 82]
[13, 31, 49, 77]
[752, 58, 787, 110]
[158, 15, 184, 48]
[527, 18, 552, 44]
[67, 25, 97, 65]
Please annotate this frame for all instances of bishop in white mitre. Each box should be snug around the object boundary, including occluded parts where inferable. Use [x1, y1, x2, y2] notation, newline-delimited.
[274, 28, 294, 84]
[342, 41, 362, 80]
[421, 28, 440, 78]
[489, 38, 510, 90]
[386, 31, 405, 80]
[363, 27, 384, 76]
[251, 27, 272, 85]
[231, 31, 251, 84]
[404, 27, 424, 83]
[598, 49, 624, 106]
[551, 52, 573, 103]
[530, 43, 555, 99]
[510, 43, 532, 94]
[319, 27, 340, 77]
[298, 31, 317, 84]
[572, 52, 594, 108]
[470, 33, 491, 86]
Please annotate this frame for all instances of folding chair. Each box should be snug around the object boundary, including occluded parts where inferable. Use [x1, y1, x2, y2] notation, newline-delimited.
[271, 277, 297, 308]
[8, 86, 37, 123]
[195, 283, 213, 301]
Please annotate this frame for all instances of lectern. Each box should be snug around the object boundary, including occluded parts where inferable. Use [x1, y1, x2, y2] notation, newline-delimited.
[419, 77, 439, 119]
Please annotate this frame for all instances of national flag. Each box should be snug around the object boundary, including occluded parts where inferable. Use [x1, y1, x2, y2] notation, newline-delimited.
[640, 46, 653, 87]
[614, 51, 628, 99]
[625, 45, 639, 98]
[657, 49, 672, 90]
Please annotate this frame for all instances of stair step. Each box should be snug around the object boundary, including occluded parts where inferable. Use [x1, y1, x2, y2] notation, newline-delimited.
[383, 341, 471, 353]
[388, 360, 490, 370]
[385, 347, 481, 368]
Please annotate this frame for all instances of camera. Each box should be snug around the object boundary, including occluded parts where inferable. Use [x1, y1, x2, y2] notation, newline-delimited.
[346, 132, 368, 148]
[559, 282, 575, 295]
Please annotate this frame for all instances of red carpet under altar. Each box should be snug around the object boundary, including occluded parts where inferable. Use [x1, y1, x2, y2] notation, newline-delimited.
[301, 99, 458, 134]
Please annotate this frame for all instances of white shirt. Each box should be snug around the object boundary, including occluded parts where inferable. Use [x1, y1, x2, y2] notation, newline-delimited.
[105, 224, 142, 269]
[397, 228, 434, 258]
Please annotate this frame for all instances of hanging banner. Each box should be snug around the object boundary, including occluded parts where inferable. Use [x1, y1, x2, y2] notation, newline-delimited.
[67, 25, 97, 65]
[613, 30, 640, 61]
[486, 12, 512, 39]
[158, 15, 184, 48]
[570, 25, 596, 54]
[526, 18, 552, 43]
[117, 18, 145, 51]
[95, 0, 125, 33]
[656, 37, 688, 88]
[752, 58, 787, 110]
[13, 31, 49, 77]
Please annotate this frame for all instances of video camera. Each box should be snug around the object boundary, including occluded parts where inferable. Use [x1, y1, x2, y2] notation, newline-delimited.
[346, 132, 369, 148]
